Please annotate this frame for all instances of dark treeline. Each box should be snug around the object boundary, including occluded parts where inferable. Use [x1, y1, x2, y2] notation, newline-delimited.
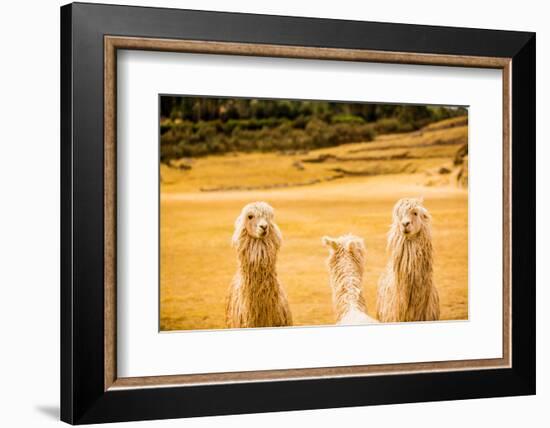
[160, 96, 467, 163]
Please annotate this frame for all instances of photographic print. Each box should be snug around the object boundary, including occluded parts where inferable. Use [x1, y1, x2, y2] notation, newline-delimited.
[159, 95, 468, 331]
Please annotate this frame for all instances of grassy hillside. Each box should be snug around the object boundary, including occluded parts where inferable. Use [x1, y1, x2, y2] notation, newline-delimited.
[161, 116, 467, 193]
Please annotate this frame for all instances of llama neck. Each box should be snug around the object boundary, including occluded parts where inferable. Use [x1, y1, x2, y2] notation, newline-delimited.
[333, 278, 367, 322]
[388, 226, 433, 290]
[237, 235, 279, 289]
[329, 260, 367, 321]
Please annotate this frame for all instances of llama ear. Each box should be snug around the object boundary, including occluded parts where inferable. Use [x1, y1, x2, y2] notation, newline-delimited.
[272, 222, 283, 243]
[417, 195, 425, 204]
[421, 208, 431, 221]
[322, 236, 339, 250]
[231, 214, 244, 247]
[392, 199, 403, 220]
[346, 239, 366, 255]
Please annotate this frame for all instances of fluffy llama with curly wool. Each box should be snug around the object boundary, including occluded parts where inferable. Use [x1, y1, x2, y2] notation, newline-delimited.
[323, 234, 378, 325]
[226, 201, 292, 328]
[377, 198, 440, 322]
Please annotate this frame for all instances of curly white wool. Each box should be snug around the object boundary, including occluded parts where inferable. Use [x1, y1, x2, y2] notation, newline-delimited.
[323, 234, 378, 325]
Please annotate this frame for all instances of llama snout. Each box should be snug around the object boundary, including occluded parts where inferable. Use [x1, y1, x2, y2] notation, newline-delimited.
[257, 221, 269, 237]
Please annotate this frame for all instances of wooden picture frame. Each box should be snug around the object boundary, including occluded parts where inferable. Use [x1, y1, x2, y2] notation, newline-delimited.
[61, 2, 535, 424]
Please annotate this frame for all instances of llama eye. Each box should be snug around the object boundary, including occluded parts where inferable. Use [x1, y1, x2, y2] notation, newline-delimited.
[414, 212, 418, 216]
[247, 214, 253, 220]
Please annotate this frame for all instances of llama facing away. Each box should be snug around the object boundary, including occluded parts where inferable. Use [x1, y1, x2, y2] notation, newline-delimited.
[323, 234, 378, 325]
[377, 198, 440, 322]
[226, 201, 292, 328]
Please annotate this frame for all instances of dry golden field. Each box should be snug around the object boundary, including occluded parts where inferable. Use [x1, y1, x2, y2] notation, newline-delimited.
[160, 117, 468, 331]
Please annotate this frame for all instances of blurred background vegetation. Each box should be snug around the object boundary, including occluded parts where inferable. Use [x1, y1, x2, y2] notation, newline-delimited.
[159, 96, 467, 163]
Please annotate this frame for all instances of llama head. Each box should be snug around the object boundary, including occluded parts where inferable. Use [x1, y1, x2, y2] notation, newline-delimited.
[322, 234, 366, 274]
[391, 197, 431, 238]
[232, 201, 282, 247]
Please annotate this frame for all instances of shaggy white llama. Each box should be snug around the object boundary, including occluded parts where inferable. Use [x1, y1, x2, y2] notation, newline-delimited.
[226, 201, 292, 328]
[323, 234, 378, 325]
[377, 198, 440, 322]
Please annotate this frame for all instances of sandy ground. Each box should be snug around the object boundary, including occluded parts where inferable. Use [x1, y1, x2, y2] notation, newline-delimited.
[160, 174, 468, 330]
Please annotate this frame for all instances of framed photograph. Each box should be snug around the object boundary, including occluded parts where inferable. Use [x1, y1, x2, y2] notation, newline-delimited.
[61, 2, 535, 424]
